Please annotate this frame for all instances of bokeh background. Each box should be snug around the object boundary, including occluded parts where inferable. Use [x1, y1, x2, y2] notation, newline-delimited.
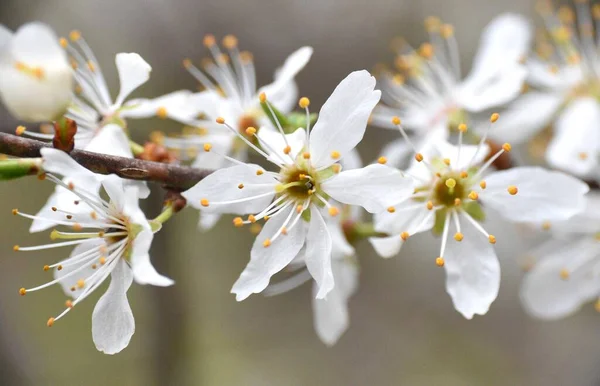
[1, 0, 599, 385]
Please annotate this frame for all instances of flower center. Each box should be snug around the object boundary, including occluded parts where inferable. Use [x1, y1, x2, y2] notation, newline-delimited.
[278, 165, 318, 201]
[433, 173, 467, 207]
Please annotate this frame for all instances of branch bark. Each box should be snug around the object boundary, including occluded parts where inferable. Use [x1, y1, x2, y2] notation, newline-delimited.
[0, 132, 212, 190]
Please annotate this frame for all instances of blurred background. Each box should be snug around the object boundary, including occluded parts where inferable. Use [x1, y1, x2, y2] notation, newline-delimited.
[2, 0, 599, 385]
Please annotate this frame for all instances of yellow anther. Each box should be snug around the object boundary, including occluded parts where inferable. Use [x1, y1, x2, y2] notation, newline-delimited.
[57, 265, 63, 270]
[249, 223, 262, 235]
[72, 223, 82, 231]
[69, 30, 81, 41]
[13, 245, 19, 251]
[77, 279, 85, 289]
[468, 191, 479, 200]
[440, 24, 454, 38]
[387, 206, 396, 213]
[200, 199, 209, 207]
[99, 257, 106, 265]
[445, 178, 456, 189]
[281, 227, 288, 235]
[19, 288, 26, 296]
[87, 60, 96, 72]
[43, 265, 50, 271]
[298, 174, 306, 179]
[15, 126, 26, 135]
[419, 43, 434, 59]
[454, 198, 462, 206]
[490, 113, 499, 123]
[248, 215, 257, 223]
[560, 268, 569, 280]
[426, 201, 434, 210]
[296, 205, 304, 214]
[233, 217, 244, 227]
[302, 152, 311, 159]
[328, 207, 340, 217]
[203, 143, 212, 152]
[507, 185, 518, 195]
[182, 58, 192, 69]
[259, 92, 267, 103]
[488, 235, 496, 244]
[443, 158, 450, 166]
[284, 146, 292, 155]
[479, 180, 487, 189]
[454, 232, 464, 242]
[415, 153, 424, 162]
[256, 169, 264, 176]
[299, 97, 310, 108]
[460, 171, 468, 179]
[458, 123, 467, 132]
[90, 211, 97, 220]
[332, 164, 342, 174]
[553, 26, 571, 42]
[263, 238, 271, 248]
[238, 183, 244, 189]
[378, 156, 387, 164]
[392, 74, 405, 85]
[222, 34, 238, 48]
[578, 152, 588, 160]
[203, 34, 216, 47]
[59, 37, 68, 48]
[92, 264, 97, 270]
[245, 127, 257, 136]
[47, 317, 55, 327]
[156, 107, 168, 119]
[392, 116, 401, 125]
[331, 151, 341, 159]
[435, 257, 445, 267]
[66, 300, 73, 309]
[542, 221, 552, 231]
[400, 232, 410, 241]
[502, 143, 511, 152]
[11, 209, 18, 215]
[215, 117, 225, 124]
[424, 16, 441, 32]
[68, 182, 75, 190]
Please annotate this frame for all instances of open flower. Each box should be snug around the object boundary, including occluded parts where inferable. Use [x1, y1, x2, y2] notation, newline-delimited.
[371, 14, 531, 165]
[520, 192, 600, 320]
[183, 70, 414, 301]
[369, 116, 588, 318]
[0, 22, 73, 122]
[14, 148, 172, 354]
[491, 2, 600, 180]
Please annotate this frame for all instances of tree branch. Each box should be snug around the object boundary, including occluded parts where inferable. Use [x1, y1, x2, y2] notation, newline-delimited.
[0, 132, 212, 190]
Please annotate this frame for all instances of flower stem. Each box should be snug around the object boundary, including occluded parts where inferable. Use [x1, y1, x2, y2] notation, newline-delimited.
[129, 140, 145, 156]
[0, 158, 42, 180]
[149, 205, 175, 232]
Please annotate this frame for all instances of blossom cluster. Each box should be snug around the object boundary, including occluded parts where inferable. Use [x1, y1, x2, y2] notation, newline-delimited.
[0, 3, 599, 354]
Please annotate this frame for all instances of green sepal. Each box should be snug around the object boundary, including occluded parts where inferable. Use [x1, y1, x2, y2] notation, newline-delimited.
[316, 166, 338, 181]
[301, 207, 311, 222]
[287, 112, 318, 131]
[432, 208, 447, 236]
[0, 159, 42, 180]
[260, 100, 289, 130]
[463, 201, 486, 222]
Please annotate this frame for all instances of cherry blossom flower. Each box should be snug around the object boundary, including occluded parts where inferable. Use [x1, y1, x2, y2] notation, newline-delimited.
[183, 70, 414, 301]
[0, 22, 73, 122]
[13, 148, 172, 354]
[369, 115, 588, 318]
[491, 2, 600, 180]
[520, 192, 600, 320]
[371, 14, 531, 166]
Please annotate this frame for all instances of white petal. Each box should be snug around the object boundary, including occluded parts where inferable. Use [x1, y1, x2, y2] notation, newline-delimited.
[188, 132, 234, 170]
[378, 138, 412, 169]
[198, 212, 221, 231]
[550, 192, 600, 235]
[322, 164, 414, 213]
[488, 91, 563, 144]
[481, 167, 589, 222]
[257, 127, 306, 163]
[182, 164, 277, 214]
[546, 98, 600, 178]
[0, 22, 72, 121]
[257, 46, 313, 112]
[527, 58, 583, 90]
[122, 90, 203, 124]
[114, 53, 151, 107]
[368, 235, 403, 259]
[433, 140, 489, 171]
[40, 148, 101, 191]
[373, 202, 434, 235]
[305, 209, 334, 299]
[520, 238, 600, 320]
[92, 259, 135, 355]
[340, 148, 362, 171]
[312, 258, 358, 346]
[54, 239, 106, 298]
[84, 124, 132, 158]
[444, 215, 500, 319]
[308, 70, 381, 169]
[231, 206, 307, 301]
[0, 25, 12, 51]
[328, 220, 355, 261]
[456, 14, 531, 112]
[131, 230, 174, 286]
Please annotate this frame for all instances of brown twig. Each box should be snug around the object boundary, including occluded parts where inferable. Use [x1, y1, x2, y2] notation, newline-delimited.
[0, 132, 212, 190]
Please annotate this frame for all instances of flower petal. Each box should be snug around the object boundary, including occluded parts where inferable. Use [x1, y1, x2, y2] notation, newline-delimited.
[131, 230, 174, 287]
[322, 164, 414, 213]
[368, 235, 403, 259]
[481, 167, 589, 223]
[114, 53, 151, 107]
[257, 127, 306, 163]
[305, 209, 334, 299]
[378, 138, 412, 169]
[92, 259, 135, 355]
[231, 206, 307, 301]
[488, 91, 563, 144]
[308, 70, 381, 169]
[84, 124, 132, 158]
[444, 215, 500, 319]
[312, 257, 359, 346]
[373, 202, 434, 235]
[54, 239, 106, 298]
[520, 238, 600, 320]
[198, 212, 221, 231]
[0, 24, 12, 50]
[257, 46, 313, 112]
[182, 164, 277, 214]
[546, 97, 600, 178]
[0, 22, 72, 121]
[122, 90, 204, 124]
